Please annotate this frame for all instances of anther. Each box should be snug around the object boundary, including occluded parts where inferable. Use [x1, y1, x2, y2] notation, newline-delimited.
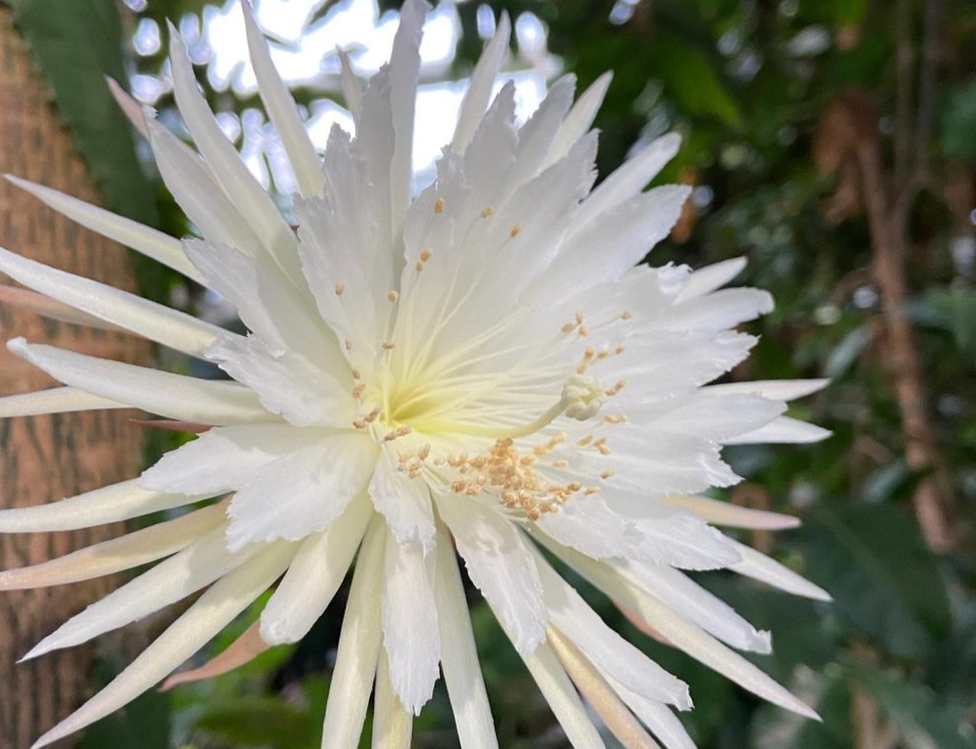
[621, 310, 633, 320]
[420, 249, 433, 262]
[481, 206, 495, 218]
[334, 283, 345, 296]
[382, 342, 395, 350]
[387, 290, 399, 303]
[509, 224, 521, 238]
[434, 197, 445, 214]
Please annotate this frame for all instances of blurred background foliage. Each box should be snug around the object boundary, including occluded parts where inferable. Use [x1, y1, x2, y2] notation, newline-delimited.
[9, 0, 976, 746]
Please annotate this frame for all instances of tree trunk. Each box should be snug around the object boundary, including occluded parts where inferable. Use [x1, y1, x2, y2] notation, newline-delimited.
[0, 7, 150, 747]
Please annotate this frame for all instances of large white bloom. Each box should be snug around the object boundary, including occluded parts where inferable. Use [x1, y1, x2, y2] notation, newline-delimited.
[0, 3, 832, 748]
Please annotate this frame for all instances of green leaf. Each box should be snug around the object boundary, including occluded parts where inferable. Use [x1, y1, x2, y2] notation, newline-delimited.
[11, 0, 156, 224]
[794, 504, 951, 658]
[193, 694, 322, 749]
[925, 287, 976, 357]
[943, 79, 976, 163]
[649, 35, 743, 128]
[847, 663, 976, 749]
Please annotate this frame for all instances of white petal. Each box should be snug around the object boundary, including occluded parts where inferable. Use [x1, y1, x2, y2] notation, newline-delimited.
[676, 257, 747, 301]
[547, 627, 660, 749]
[0, 387, 123, 419]
[382, 532, 440, 715]
[0, 284, 125, 332]
[30, 542, 295, 749]
[535, 535, 820, 721]
[0, 246, 220, 355]
[4, 175, 202, 282]
[0, 503, 226, 590]
[657, 495, 800, 531]
[146, 118, 266, 260]
[434, 525, 498, 749]
[24, 522, 260, 660]
[241, 3, 323, 197]
[337, 49, 362, 117]
[225, 435, 376, 551]
[670, 288, 774, 330]
[623, 561, 771, 653]
[706, 379, 829, 401]
[532, 185, 691, 303]
[724, 416, 832, 445]
[576, 132, 682, 225]
[385, 0, 429, 246]
[730, 541, 832, 602]
[140, 423, 315, 495]
[106, 77, 150, 139]
[167, 25, 303, 286]
[537, 559, 691, 708]
[373, 649, 414, 749]
[602, 677, 698, 749]
[368, 453, 435, 549]
[260, 497, 372, 644]
[206, 334, 353, 428]
[183, 239, 337, 365]
[436, 493, 547, 655]
[521, 640, 607, 749]
[451, 11, 511, 154]
[321, 516, 385, 749]
[508, 75, 576, 190]
[0, 478, 204, 533]
[7, 338, 271, 425]
[544, 71, 613, 168]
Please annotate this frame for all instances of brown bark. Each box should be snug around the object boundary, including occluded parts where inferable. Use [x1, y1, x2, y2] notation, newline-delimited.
[0, 7, 150, 748]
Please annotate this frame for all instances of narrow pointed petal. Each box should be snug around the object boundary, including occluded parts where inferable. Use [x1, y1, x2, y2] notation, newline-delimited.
[337, 49, 362, 117]
[0, 479, 205, 533]
[452, 11, 511, 153]
[7, 339, 272, 425]
[707, 379, 829, 401]
[0, 387, 123, 419]
[656, 495, 801, 531]
[23, 523, 261, 661]
[260, 498, 371, 645]
[385, 0, 429, 243]
[321, 516, 385, 749]
[241, 2, 323, 197]
[623, 561, 771, 654]
[676, 257, 747, 301]
[382, 532, 440, 715]
[434, 525, 498, 749]
[521, 640, 607, 749]
[373, 649, 414, 749]
[548, 627, 661, 749]
[724, 417, 832, 445]
[30, 542, 295, 749]
[0, 284, 125, 332]
[167, 25, 303, 286]
[146, 118, 268, 262]
[535, 533, 821, 721]
[730, 542, 832, 601]
[603, 677, 698, 749]
[4, 175, 203, 282]
[161, 620, 268, 691]
[537, 559, 691, 709]
[0, 246, 221, 355]
[105, 77, 150, 139]
[545, 71, 613, 168]
[576, 132, 682, 225]
[0, 503, 227, 590]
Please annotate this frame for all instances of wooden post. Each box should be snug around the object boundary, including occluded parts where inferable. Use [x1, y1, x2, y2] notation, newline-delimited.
[0, 7, 150, 747]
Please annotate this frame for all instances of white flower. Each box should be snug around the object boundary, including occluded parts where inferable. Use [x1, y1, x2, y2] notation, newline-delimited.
[0, 3, 832, 748]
